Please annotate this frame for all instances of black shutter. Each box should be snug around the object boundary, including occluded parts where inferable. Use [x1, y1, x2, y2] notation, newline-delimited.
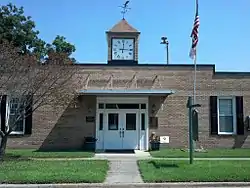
[1, 95, 7, 133]
[24, 94, 33, 135]
[210, 96, 218, 135]
[236, 96, 244, 135]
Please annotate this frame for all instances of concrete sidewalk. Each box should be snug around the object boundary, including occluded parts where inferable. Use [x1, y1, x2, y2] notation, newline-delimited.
[29, 157, 250, 161]
[1, 182, 250, 188]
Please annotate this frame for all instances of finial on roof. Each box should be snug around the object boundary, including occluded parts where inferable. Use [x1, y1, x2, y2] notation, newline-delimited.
[119, 1, 131, 19]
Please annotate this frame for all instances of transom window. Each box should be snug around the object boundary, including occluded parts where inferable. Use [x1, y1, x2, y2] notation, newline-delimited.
[218, 97, 236, 135]
[98, 103, 146, 109]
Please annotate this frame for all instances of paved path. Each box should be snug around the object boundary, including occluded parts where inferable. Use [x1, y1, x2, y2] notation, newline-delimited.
[94, 152, 144, 183]
[104, 158, 143, 184]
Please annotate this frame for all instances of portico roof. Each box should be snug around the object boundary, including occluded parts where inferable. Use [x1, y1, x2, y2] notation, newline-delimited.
[79, 89, 175, 96]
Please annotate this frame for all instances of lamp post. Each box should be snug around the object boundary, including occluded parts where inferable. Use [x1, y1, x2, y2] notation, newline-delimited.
[160, 36, 169, 65]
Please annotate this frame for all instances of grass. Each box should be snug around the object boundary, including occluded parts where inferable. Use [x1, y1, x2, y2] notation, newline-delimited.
[5, 149, 94, 159]
[0, 160, 109, 183]
[150, 148, 250, 158]
[138, 160, 250, 182]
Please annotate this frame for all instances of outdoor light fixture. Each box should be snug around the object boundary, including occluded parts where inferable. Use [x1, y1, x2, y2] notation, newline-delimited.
[151, 104, 156, 114]
[160, 36, 169, 65]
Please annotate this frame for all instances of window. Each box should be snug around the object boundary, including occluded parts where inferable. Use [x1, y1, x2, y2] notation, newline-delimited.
[218, 97, 236, 135]
[105, 103, 139, 109]
[99, 113, 103, 130]
[108, 113, 119, 130]
[7, 97, 25, 134]
[126, 113, 136, 130]
[141, 113, 145, 130]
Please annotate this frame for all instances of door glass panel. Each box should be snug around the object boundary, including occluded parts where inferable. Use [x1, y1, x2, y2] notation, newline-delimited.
[141, 113, 145, 130]
[126, 113, 136, 130]
[108, 113, 119, 130]
[99, 113, 103, 130]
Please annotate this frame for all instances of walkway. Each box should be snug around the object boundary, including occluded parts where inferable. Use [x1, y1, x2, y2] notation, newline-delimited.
[94, 150, 151, 183]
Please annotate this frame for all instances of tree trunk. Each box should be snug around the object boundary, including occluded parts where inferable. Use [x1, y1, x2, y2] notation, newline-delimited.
[0, 135, 8, 161]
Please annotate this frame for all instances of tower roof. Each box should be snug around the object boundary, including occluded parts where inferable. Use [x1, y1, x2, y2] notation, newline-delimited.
[107, 18, 139, 33]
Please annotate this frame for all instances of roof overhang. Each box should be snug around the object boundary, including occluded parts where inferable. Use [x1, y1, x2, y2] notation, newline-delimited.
[79, 89, 175, 96]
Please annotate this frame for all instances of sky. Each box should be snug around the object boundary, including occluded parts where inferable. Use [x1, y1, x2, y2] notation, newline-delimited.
[1, 0, 250, 71]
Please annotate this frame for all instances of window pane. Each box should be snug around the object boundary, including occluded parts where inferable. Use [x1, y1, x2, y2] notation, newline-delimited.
[141, 113, 145, 130]
[126, 113, 136, 130]
[108, 113, 118, 130]
[99, 113, 103, 130]
[219, 99, 233, 115]
[98, 103, 104, 109]
[141, 104, 146, 109]
[15, 120, 24, 132]
[106, 104, 117, 109]
[105, 103, 139, 109]
[9, 115, 24, 132]
[219, 116, 233, 132]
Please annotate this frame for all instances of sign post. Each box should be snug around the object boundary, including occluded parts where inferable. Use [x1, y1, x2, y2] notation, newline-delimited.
[187, 96, 201, 164]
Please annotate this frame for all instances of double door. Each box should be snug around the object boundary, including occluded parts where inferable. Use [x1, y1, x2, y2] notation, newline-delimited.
[104, 110, 138, 150]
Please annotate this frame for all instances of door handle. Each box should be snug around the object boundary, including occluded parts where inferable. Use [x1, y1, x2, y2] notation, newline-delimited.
[119, 128, 122, 138]
[122, 128, 124, 138]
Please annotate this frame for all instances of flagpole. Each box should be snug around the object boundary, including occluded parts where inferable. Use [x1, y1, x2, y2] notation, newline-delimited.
[193, 51, 197, 104]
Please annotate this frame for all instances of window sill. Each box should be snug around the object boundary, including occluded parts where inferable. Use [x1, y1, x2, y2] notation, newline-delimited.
[218, 132, 236, 136]
[9, 132, 24, 136]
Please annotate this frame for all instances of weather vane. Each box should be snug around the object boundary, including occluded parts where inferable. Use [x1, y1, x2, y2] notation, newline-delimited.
[119, 1, 131, 19]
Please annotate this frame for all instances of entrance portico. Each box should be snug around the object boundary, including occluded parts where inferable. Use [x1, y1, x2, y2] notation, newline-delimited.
[80, 89, 175, 151]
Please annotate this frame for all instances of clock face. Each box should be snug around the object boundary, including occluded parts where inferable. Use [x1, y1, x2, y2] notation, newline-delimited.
[112, 38, 134, 60]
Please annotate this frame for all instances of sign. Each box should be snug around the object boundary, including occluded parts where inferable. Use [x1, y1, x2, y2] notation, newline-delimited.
[86, 116, 95, 123]
[160, 136, 169, 143]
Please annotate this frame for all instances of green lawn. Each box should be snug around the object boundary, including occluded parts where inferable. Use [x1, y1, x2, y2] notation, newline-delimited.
[138, 160, 250, 182]
[5, 149, 94, 159]
[150, 148, 250, 158]
[0, 160, 108, 183]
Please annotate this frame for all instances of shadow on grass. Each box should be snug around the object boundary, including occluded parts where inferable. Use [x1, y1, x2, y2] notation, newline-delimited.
[3, 153, 31, 161]
[35, 148, 90, 152]
[149, 160, 179, 169]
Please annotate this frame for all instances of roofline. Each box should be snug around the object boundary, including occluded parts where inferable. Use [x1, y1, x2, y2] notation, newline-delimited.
[74, 62, 215, 69]
[73, 63, 250, 76]
[79, 89, 175, 96]
[105, 31, 141, 34]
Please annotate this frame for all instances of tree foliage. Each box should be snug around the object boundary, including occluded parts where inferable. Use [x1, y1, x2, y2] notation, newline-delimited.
[0, 41, 79, 160]
[0, 3, 76, 61]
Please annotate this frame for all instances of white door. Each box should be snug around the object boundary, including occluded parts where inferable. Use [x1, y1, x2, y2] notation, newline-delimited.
[104, 112, 123, 150]
[104, 110, 139, 150]
[121, 111, 138, 150]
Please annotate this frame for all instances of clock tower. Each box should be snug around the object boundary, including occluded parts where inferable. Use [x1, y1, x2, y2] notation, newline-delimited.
[106, 18, 140, 65]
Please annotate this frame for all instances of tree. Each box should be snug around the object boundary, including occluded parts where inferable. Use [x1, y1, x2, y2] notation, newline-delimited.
[0, 41, 79, 160]
[0, 3, 76, 60]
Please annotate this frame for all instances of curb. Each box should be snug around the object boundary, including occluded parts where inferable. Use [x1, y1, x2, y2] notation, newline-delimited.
[1, 182, 250, 188]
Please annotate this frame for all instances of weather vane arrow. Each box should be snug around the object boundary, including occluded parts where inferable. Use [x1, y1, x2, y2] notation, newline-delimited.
[119, 1, 131, 19]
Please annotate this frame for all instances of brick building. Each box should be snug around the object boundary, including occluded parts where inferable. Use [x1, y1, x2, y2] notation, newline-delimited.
[3, 19, 250, 151]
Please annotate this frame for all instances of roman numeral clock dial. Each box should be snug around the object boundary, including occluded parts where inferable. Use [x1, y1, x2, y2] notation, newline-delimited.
[112, 39, 134, 60]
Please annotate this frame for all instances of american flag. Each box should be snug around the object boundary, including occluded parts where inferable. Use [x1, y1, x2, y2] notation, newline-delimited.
[189, 0, 199, 59]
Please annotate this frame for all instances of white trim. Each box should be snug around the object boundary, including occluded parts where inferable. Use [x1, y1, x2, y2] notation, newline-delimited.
[217, 96, 237, 135]
[96, 96, 149, 151]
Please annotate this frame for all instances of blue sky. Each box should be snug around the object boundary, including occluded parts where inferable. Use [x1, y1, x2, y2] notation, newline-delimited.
[1, 0, 250, 71]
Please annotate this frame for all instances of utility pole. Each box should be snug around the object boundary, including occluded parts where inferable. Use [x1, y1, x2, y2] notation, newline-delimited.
[160, 36, 169, 65]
